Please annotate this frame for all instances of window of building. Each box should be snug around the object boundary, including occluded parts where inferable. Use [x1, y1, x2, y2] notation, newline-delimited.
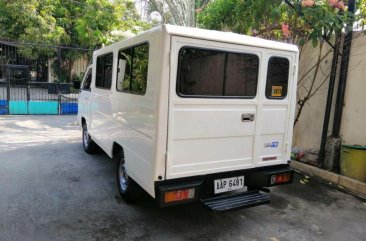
[177, 47, 259, 98]
[265, 57, 289, 99]
[117, 43, 149, 95]
[95, 53, 113, 89]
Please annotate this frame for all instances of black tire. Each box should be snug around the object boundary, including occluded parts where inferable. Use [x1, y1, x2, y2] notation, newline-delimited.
[82, 123, 97, 154]
[115, 150, 140, 203]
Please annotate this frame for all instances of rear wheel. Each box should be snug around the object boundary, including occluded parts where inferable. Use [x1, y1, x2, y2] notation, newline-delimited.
[82, 123, 97, 154]
[115, 150, 140, 203]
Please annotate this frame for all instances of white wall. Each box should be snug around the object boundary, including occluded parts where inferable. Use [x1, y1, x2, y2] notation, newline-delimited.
[293, 40, 335, 149]
[340, 34, 366, 145]
[293, 32, 366, 150]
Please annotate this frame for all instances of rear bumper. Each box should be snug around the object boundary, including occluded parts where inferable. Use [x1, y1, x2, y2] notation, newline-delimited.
[155, 164, 293, 208]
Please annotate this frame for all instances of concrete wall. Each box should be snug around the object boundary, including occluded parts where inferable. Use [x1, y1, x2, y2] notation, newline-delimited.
[340, 34, 366, 145]
[293, 32, 366, 150]
[293, 40, 335, 150]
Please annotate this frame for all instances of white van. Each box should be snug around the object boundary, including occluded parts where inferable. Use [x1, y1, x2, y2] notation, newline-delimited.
[77, 25, 298, 211]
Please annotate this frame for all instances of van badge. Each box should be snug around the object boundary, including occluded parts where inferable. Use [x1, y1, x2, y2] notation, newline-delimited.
[264, 142, 279, 148]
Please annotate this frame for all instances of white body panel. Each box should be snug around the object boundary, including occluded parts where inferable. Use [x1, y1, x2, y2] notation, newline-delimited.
[77, 25, 298, 197]
[166, 37, 297, 179]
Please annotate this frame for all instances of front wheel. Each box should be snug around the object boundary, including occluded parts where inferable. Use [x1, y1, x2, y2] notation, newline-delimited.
[82, 123, 97, 154]
[115, 150, 140, 203]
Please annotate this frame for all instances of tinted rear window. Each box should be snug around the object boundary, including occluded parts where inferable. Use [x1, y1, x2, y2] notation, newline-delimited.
[177, 47, 259, 98]
[265, 57, 289, 99]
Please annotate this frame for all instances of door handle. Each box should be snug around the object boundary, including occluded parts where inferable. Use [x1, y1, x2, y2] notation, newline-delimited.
[241, 113, 255, 122]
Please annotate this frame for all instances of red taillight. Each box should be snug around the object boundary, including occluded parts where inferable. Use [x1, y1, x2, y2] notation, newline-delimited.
[271, 173, 291, 185]
[164, 188, 195, 203]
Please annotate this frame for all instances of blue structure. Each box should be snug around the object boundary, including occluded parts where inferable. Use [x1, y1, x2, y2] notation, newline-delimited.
[60, 103, 78, 114]
[28, 101, 58, 114]
[0, 100, 8, 114]
[9, 101, 28, 114]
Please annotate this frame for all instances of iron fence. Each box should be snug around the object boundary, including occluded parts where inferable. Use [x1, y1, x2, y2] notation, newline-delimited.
[0, 40, 93, 115]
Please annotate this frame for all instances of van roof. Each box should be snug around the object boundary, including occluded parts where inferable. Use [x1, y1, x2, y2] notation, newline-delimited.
[162, 24, 298, 53]
[96, 24, 299, 54]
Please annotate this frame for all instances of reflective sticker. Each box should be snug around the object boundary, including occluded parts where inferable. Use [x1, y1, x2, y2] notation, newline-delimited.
[271, 86, 282, 97]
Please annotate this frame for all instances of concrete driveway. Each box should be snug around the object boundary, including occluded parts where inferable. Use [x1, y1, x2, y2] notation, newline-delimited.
[0, 115, 365, 241]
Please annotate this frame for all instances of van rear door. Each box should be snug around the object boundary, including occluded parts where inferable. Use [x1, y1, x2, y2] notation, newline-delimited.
[166, 36, 296, 179]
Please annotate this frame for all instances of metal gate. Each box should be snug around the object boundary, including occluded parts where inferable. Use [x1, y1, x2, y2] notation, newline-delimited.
[0, 65, 78, 115]
[0, 39, 92, 115]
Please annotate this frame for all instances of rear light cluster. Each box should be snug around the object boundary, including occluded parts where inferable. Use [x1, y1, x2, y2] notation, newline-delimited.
[164, 188, 195, 203]
[271, 172, 291, 185]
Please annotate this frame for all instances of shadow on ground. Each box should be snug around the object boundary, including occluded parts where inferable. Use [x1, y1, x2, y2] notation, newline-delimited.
[0, 116, 365, 241]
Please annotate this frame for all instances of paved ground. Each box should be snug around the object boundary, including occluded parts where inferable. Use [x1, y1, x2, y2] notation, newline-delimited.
[0, 115, 365, 241]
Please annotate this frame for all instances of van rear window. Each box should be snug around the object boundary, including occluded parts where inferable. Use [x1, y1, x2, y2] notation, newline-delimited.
[265, 57, 289, 99]
[177, 47, 259, 98]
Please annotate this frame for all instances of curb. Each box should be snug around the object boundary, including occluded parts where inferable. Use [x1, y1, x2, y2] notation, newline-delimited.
[290, 160, 366, 200]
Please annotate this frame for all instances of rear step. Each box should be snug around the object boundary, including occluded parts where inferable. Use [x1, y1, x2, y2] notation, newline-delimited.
[201, 190, 270, 212]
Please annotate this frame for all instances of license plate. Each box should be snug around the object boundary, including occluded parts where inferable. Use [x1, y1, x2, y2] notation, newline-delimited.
[214, 176, 244, 194]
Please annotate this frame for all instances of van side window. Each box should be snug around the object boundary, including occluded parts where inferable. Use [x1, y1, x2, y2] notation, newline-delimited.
[82, 69, 92, 91]
[266, 57, 289, 99]
[117, 43, 149, 95]
[177, 47, 259, 98]
[96, 53, 113, 89]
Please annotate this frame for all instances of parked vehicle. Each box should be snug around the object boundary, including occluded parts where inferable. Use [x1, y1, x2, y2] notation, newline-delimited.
[77, 25, 298, 211]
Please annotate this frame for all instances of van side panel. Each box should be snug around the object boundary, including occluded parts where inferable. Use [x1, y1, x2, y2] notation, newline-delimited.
[89, 29, 165, 197]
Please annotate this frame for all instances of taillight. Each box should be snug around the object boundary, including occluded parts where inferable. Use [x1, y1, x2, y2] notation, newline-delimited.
[271, 173, 291, 185]
[164, 188, 195, 203]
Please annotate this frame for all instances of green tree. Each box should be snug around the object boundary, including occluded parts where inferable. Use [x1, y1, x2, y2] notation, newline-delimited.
[147, 0, 211, 26]
[198, 0, 364, 125]
[198, 0, 353, 46]
[0, 0, 65, 58]
[0, 0, 150, 81]
[51, 0, 148, 82]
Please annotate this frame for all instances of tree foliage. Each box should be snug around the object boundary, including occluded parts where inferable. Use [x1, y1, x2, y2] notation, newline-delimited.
[198, 0, 365, 125]
[0, 0, 65, 57]
[0, 0, 149, 55]
[357, 0, 366, 27]
[198, 0, 282, 35]
[198, 0, 358, 47]
[0, 0, 150, 82]
[147, 0, 211, 26]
